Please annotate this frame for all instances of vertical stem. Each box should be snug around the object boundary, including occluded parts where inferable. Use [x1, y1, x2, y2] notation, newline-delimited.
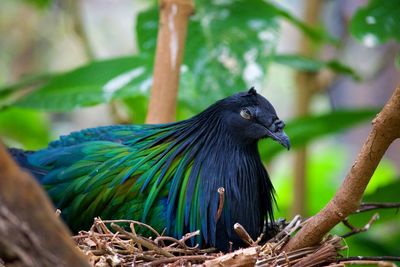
[292, 0, 322, 217]
[146, 0, 195, 124]
[69, 0, 95, 60]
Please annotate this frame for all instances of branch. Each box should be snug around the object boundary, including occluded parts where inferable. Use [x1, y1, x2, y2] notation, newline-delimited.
[146, 0, 195, 124]
[356, 202, 400, 213]
[0, 143, 90, 267]
[285, 85, 400, 251]
[341, 213, 379, 238]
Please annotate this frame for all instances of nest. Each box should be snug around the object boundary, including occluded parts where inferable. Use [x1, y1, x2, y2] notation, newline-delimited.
[73, 216, 353, 267]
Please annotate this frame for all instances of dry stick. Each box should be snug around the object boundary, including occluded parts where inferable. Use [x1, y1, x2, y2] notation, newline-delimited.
[146, 0, 195, 124]
[333, 260, 397, 267]
[356, 202, 400, 213]
[144, 255, 215, 266]
[0, 144, 90, 267]
[339, 256, 400, 262]
[111, 223, 174, 258]
[234, 223, 255, 246]
[101, 219, 161, 237]
[285, 86, 400, 251]
[341, 213, 380, 238]
[216, 187, 225, 222]
[292, 243, 337, 267]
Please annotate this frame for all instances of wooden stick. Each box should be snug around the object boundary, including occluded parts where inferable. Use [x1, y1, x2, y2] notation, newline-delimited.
[285, 86, 400, 251]
[146, 0, 195, 124]
[111, 223, 174, 258]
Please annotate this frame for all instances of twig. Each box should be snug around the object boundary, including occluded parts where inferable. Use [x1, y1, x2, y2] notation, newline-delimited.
[292, 243, 337, 267]
[101, 219, 161, 237]
[144, 255, 215, 266]
[339, 256, 400, 262]
[341, 213, 379, 238]
[215, 187, 225, 222]
[234, 223, 255, 246]
[55, 209, 61, 217]
[356, 202, 400, 213]
[333, 260, 397, 267]
[130, 223, 142, 252]
[111, 223, 174, 258]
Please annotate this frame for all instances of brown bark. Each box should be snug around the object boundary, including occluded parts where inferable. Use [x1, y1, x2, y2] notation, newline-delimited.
[285, 85, 400, 251]
[0, 144, 90, 267]
[203, 247, 258, 267]
[146, 0, 195, 124]
[292, 0, 322, 216]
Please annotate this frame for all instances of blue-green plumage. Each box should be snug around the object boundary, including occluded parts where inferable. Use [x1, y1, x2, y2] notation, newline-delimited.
[10, 88, 289, 251]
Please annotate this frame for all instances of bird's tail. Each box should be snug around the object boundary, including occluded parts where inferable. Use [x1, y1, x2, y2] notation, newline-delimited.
[8, 148, 46, 179]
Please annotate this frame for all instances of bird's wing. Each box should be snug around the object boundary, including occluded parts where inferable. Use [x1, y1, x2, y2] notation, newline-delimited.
[47, 124, 152, 148]
[27, 134, 204, 239]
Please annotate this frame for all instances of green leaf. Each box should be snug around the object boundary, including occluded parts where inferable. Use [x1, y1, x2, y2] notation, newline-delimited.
[326, 61, 361, 80]
[268, 2, 336, 44]
[363, 179, 400, 203]
[0, 108, 50, 149]
[23, 0, 52, 8]
[272, 54, 360, 80]
[13, 56, 152, 111]
[260, 109, 378, 160]
[350, 0, 400, 46]
[273, 54, 324, 71]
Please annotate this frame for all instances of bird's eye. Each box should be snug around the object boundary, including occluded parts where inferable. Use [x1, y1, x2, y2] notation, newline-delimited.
[240, 108, 252, 120]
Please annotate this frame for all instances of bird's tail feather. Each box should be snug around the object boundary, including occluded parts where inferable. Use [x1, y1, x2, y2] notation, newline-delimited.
[8, 148, 47, 179]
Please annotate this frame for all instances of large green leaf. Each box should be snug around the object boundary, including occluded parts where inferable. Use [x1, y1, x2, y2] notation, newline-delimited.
[260, 109, 378, 160]
[0, 108, 50, 149]
[272, 54, 360, 80]
[14, 56, 152, 111]
[23, 0, 52, 8]
[350, 0, 400, 46]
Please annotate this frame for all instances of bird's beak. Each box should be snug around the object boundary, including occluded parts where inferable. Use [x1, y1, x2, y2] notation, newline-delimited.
[267, 129, 290, 150]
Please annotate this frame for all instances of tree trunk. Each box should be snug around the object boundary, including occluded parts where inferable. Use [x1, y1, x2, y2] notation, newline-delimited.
[292, 0, 322, 217]
[146, 0, 195, 124]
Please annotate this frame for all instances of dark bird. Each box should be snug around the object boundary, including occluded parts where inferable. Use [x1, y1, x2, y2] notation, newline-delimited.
[11, 88, 289, 251]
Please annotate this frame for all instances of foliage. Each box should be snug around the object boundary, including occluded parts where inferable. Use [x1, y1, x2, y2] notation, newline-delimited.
[350, 0, 400, 46]
[0, 108, 50, 149]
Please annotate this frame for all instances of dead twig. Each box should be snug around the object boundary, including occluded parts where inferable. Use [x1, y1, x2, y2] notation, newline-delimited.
[234, 223, 256, 246]
[341, 213, 380, 238]
[356, 202, 400, 213]
[216, 187, 225, 222]
[110, 223, 174, 258]
[144, 255, 215, 266]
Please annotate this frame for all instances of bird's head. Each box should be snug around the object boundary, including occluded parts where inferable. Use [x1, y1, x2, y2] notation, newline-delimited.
[217, 87, 290, 149]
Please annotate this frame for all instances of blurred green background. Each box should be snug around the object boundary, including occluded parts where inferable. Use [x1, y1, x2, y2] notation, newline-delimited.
[0, 0, 399, 258]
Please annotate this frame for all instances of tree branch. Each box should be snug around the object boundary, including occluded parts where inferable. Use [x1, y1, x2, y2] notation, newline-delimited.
[356, 202, 400, 213]
[0, 144, 90, 267]
[341, 213, 380, 238]
[146, 0, 195, 124]
[285, 85, 400, 251]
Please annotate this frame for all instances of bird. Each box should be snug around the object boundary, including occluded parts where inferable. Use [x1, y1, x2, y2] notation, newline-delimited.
[10, 88, 289, 252]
